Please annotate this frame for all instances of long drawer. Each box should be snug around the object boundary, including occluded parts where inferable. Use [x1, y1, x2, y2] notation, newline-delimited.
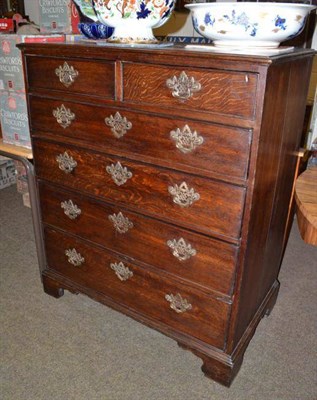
[25, 56, 115, 99]
[39, 182, 238, 295]
[123, 63, 257, 119]
[44, 227, 230, 349]
[29, 96, 251, 181]
[33, 139, 246, 239]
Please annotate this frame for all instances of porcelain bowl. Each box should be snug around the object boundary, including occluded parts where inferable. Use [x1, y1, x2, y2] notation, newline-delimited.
[185, 2, 316, 48]
[91, 0, 176, 43]
[73, 0, 99, 22]
[78, 22, 114, 39]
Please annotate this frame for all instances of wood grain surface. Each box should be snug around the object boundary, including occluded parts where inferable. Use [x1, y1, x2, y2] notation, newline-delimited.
[295, 166, 317, 245]
[19, 42, 315, 386]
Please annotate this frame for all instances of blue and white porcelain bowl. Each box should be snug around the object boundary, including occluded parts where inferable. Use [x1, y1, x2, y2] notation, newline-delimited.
[78, 22, 114, 39]
[185, 2, 316, 48]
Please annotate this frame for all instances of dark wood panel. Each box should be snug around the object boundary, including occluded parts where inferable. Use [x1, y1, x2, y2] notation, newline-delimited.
[33, 139, 246, 240]
[259, 58, 314, 295]
[44, 227, 230, 348]
[123, 62, 258, 119]
[26, 56, 115, 99]
[39, 182, 238, 296]
[230, 55, 314, 350]
[29, 96, 251, 181]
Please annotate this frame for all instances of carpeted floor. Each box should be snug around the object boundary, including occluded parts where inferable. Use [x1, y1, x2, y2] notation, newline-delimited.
[1, 185, 316, 400]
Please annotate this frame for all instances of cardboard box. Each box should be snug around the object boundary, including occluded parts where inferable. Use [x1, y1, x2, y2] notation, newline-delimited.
[0, 90, 31, 149]
[16, 175, 29, 194]
[0, 34, 65, 91]
[0, 18, 15, 33]
[0, 35, 24, 91]
[0, 159, 16, 190]
[22, 34, 66, 43]
[71, 1, 80, 34]
[14, 160, 28, 194]
[14, 159, 26, 176]
[22, 192, 31, 208]
[39, 0, 79, 34]
[65, 33, 84, 42]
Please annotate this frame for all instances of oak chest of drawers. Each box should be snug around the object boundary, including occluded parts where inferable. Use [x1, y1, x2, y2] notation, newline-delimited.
[19, 43, 314, 386]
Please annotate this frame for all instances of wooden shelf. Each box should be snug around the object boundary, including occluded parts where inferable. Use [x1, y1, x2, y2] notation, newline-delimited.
[0, 139, 33, 159]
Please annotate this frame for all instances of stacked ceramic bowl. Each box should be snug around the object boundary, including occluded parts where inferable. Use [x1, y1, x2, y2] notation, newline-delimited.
[73, 0, 114, 39]
[73, 0, 176, 43]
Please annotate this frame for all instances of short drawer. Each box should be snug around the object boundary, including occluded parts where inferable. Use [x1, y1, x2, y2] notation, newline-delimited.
[30, 96, 251, 181]
[25, 56, 115, 99]
[39, 182, 238, 295]
[123, 63, 257, 119]
[44, 227, 230, 349]
[33, 139, 245, 239]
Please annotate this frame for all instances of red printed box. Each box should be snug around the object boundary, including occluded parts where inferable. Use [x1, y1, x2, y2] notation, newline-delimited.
[71, 1, 80, 34]
[39, 0, 80, 34]
[0, 18, 15, 33]
[0, 34, 65, 91]
[22, 34, 66, 43]
[0, 90, 31, 149]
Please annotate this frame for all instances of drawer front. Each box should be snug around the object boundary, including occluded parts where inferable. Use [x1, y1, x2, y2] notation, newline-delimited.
[45, 227, 229, 348]
[33, 140, 245, 239]
[25, 57, 115, 98]
[123, 63, 257, 119]
[39, 182, 238, 295]
[30, 96, 251, 180]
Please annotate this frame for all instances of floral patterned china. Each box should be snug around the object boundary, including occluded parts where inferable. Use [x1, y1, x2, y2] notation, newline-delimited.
[73, 0, 114, 39]
[73, 0, 99, 22]
[185, 2, 316, 48]
[92, 0, 176, 43]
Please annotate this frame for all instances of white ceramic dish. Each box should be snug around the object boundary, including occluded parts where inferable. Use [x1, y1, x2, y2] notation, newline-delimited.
[185, 2, 316, 48]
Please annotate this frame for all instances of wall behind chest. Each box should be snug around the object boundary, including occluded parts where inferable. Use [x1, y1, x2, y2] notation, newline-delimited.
[25, 0, 40, 24]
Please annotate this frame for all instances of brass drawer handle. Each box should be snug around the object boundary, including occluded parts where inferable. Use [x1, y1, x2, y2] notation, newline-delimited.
[166, 71, 201, 101]
[109, 212, 133, 234]
[55, 62, 79, 87]
[106, 162, 132, 186]
[61, 200, 81, 220]
[110, 261, 133, 281]
[168, 182, 200, 207]
[65, 248, 85, 266]
[170, 124, 204, 154]
[56, 152, 77, 174]
[165, 293, 192, 313]
[105, 111, 132, 138]
[53, 104, 75, 129]
[167, 238, 197, 261]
